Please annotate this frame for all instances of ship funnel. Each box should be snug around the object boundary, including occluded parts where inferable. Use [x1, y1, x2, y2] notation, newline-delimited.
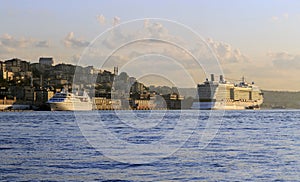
[211, 74, 215, 81]
[220, 75, 224, 82]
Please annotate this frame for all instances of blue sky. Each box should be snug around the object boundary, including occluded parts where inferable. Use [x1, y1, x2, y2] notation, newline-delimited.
[1, 0, 300, 90]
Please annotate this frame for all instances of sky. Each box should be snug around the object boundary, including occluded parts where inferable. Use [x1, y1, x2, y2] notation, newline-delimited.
[0, 0, 300, 90]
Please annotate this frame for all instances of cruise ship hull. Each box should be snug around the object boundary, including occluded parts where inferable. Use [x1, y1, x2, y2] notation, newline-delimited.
[191, 101, 262, 110]
[49, 102, 92, 111]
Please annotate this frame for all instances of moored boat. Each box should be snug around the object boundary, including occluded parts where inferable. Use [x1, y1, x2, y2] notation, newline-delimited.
[47, 90, 92, 111]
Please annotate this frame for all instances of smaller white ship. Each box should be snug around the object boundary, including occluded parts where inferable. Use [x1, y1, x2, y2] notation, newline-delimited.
[47, 90, 92, 111]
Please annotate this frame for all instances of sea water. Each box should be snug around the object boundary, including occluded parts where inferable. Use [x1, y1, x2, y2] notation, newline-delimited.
[0, 110, 300, 181]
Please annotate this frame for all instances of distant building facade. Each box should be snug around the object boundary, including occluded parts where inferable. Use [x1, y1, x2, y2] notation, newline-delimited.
[39, 57, 54, 66]
[0, 58, 32, 81]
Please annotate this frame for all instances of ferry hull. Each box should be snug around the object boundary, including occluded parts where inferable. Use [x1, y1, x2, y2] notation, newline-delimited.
[0, 104, 12, 110]
[49, 102, 92, 111]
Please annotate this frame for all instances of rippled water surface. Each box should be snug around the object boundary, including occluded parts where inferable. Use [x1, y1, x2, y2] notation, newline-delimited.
[1, 110, 300, 181]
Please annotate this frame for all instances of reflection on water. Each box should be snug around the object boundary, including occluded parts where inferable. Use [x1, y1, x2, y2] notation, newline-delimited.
[0, 110, 300, 181]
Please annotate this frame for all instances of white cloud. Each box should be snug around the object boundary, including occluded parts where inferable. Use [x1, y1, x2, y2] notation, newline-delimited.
[35, 40, 50, 48]
[0, 34, 50, 55]
[271, 13, 289, 23]
[85, 20, 250, 79]
[80, 20, 251, 87]
[206, 38, 249, 63]
[64, 32, 89, 48]
[0, 45, 15, 54]
[271, 16, 279, 22]
[113, 16, 120, 26]
[1, 33, 34, 48]
[100, 21, 178, 50]
[144, 19, 150, 28]
[283, 13, 289, 19]
[144, 22, 169, 38]
[268, 51, 291, 60]
[96, 14, 105, 25]
[268, 51, 300, 69]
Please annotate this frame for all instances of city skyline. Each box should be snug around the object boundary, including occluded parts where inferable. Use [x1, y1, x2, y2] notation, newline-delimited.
[1, 0, 300, 90]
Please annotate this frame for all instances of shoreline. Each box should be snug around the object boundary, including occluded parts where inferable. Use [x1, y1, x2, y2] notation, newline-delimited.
[0, 107, 292, 112]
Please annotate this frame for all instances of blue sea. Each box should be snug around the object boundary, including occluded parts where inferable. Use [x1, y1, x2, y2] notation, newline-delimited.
[1, 110, 300, 181]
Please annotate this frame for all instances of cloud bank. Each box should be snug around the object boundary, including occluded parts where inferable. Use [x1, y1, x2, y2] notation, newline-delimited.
[97, 14, 105, 25]
[206, 38, 249, 63]
[269, 51, 300, 69]
[0, 34, 50, 56]
[64, 32, 90, 48]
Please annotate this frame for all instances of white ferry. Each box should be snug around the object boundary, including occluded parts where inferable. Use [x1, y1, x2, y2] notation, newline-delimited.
[47, 91, 92, 111]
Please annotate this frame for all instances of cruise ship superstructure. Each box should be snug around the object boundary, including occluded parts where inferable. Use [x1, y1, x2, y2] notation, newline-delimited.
[191, 74, 264, 110]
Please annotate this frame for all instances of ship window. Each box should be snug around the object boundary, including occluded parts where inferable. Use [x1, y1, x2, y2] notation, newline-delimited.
[230, 88, 234, 100]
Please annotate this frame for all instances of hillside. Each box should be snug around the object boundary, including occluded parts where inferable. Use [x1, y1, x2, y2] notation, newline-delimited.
[261, 90, 300, 109]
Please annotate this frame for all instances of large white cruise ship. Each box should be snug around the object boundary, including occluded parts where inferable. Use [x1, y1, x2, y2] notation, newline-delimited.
[191, 74, 264, 110]
[47, 91, 92, 111]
